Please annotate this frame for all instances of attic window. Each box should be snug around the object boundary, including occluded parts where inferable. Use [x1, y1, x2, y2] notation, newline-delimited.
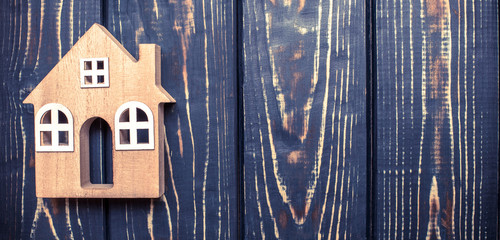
[114, 101, 154, 150]
[35, 103, 74, 152]
[80, 58, 109, 88]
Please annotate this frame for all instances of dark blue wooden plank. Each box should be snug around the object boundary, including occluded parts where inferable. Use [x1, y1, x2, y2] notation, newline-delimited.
[0, 0, 107, 239]
[242, 0, 367, 238]
[375, 0, 499, 238]
[105, 0, 238, 239]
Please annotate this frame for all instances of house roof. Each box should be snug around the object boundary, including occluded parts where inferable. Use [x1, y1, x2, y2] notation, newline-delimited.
[23, 23, 175, 105]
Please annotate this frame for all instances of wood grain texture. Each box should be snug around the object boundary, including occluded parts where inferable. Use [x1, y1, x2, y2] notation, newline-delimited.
[242, 0, 367, 238]
[2, 0, 498, 238]
[23, 24, 174, 198]
[0, 0, 108, 239]
[375, 0, 499, 238]
[1, 0, 237, 238]
[104, 0, 238, 239]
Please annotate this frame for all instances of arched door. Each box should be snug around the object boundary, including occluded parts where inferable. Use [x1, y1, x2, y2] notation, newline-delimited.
[88, 118, 113, 184]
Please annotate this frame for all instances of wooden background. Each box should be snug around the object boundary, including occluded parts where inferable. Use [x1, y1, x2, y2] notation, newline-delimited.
[375, 0, 498, 239]
[0, 0, 237, 239]
[242, 0, 367, 238]
[0, 0, 497, 239]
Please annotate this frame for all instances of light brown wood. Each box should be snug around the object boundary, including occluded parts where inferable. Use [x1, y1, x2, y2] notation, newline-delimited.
[23, 23, 175, 198]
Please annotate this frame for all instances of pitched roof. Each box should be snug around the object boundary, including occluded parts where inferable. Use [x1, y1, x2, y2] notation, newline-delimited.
[24, 23, 174, 105]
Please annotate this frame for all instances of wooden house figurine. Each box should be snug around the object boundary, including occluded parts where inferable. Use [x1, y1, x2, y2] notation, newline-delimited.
[23, 24, 175, 198]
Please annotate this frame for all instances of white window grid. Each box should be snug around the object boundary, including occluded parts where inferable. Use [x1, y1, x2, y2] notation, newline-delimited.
[114, 101, 154, 150]
[80, 58, 109, 88]
[35, 103, 74, 152]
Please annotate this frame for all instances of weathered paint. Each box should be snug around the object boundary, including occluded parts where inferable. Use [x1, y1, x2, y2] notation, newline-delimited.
[0, 0, 498, 239]
[243, 0, 367, 238]
[375, 0, 499, 239]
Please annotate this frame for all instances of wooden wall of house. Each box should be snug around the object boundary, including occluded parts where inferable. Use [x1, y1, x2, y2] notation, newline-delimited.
[0, 0, 497, 239]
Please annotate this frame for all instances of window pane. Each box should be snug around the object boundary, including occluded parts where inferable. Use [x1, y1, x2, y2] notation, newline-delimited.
[97, 61, 104, 70]
[137, 129, 149, 144]
[136, 108, 148, 122]
[84, 75, 92, 84]
[120, 129, 130, 144]
[59, 131, 69, 146]
[41, 131, 52, 146]
[58, 111, 68, 123]
[41, 110, 51, 124]
[84, 61, 92, 70]
[97, 75, 105, 83]
[119, 109, 130, 122]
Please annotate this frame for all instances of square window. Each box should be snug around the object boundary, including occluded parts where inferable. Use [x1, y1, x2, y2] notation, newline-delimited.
[81, 58, 109, 88]
[97, 75, 105, 83]
[41, 131, 52, 146]
[120, 129, 130, 144]
[59, 131, 69, 146]
[97, 61, 104, 70]
[85, 75, 93, 84]
[137, 129, 149, 144]
[84, 61, 92, 70]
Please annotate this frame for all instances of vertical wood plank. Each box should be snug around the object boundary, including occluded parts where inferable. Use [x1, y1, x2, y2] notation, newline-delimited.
[105, 0, 237, 238]
[242, 0, 367, 238]
[375, 0, 499, 238]
[0, 0, 107, 239]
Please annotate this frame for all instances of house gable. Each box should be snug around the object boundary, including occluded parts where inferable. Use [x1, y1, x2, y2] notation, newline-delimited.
[23, 23, 174, 108]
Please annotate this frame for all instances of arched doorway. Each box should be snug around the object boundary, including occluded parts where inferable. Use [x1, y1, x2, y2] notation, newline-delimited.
[80, 117, 113, 187]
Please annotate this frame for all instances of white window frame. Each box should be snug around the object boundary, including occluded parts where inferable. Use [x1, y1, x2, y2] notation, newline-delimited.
[35, 103, 74, 152]
[114, 101, 154, 150]
[80, 57, 109, 88]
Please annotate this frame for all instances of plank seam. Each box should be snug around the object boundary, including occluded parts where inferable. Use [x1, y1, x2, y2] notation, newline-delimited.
[366, 0, 377, 238]
[236, 0, 245, 238]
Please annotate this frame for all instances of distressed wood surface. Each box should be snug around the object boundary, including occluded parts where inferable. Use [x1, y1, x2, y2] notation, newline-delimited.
[242, 0, 367, 238]
[2, 0, 499, 239]
[103, 0, 238, 239]
[375, 0, 499, 239]
[0, 0, 108, 239]
[1, 0, 237, 239]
